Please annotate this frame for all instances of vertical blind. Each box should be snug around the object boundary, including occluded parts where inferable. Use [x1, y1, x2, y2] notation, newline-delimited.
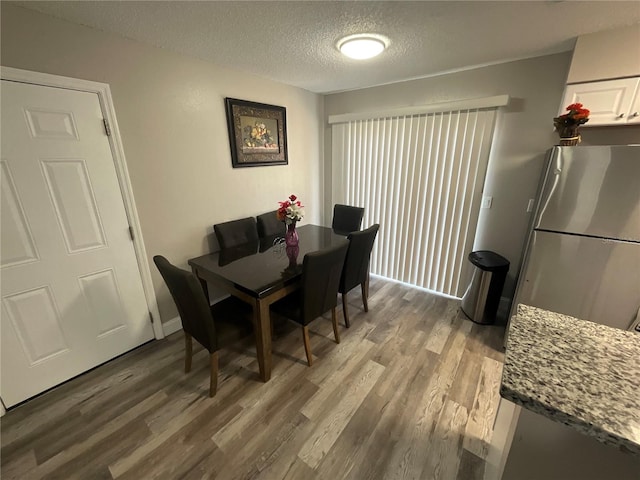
[331, 108, 498, 297]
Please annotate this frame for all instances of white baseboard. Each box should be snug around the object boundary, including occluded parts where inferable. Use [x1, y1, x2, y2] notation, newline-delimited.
[162, 316, 182, 336]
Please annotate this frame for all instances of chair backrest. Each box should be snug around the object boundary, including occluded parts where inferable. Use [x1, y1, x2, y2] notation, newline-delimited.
[332, 204, 365, 235]
[256, 210, 286, 238]
[214, 217, 259, 249]
[153, 256, 217, 352]
[218, 241, 259, 266]
[300, 242, 349, 325]
[340, 224, 380, 293]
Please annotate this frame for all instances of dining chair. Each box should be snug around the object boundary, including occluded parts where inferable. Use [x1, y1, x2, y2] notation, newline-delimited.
[256, 210, 286, 238]
[332, 204, 365, 235]
[218, 241, 259, 266]
[153, 255, 253, 397]
[214, 217, 259, 249]
[270, 242, 348, 366]
[339, 224, 380, 327]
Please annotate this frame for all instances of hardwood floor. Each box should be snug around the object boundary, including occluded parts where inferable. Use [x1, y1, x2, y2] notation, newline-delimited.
[1, 278, 506, 479]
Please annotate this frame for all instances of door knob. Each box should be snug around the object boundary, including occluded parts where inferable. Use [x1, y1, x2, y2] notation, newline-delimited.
[617, 113, 625, 118]
[632, 112, 639, 117]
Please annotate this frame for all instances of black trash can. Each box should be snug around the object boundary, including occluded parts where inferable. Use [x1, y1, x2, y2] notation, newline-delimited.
[460, 250, 509, 324]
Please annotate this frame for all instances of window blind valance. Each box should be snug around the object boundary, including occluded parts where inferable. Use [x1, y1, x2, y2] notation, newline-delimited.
[328, 95, 508, 124]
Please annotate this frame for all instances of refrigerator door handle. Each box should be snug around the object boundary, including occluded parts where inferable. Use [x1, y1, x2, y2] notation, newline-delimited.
[537, 154, 562, 225]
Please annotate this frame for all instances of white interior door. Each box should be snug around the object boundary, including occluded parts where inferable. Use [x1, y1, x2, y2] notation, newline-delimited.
[1, 80, 154, 407]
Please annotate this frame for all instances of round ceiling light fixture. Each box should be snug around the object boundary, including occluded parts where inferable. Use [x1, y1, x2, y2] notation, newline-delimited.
[337, 34, 387, 60]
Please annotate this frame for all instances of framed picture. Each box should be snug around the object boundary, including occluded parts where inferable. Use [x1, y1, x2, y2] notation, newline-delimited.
[224, 98, 288, 168]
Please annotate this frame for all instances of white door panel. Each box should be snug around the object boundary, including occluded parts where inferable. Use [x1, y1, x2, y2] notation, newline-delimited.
[0, 161, 40, 268]
[1, 80, 154, 407]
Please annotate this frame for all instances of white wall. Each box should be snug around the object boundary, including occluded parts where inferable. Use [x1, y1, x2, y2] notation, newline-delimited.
[1, 5, 324, 322]
[324, 53, 573, 304]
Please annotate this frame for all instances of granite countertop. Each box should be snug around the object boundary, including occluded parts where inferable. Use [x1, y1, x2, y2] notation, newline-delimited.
[501, 304, 640, 455]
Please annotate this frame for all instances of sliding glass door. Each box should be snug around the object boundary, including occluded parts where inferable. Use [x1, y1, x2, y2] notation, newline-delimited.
[331, 108, 497, 297]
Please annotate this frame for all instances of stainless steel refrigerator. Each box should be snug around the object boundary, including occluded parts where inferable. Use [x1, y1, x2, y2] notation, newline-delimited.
[509, 145, 640, 334]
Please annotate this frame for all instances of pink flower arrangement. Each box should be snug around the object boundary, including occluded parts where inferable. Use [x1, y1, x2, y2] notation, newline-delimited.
[277, 194, 304, 225]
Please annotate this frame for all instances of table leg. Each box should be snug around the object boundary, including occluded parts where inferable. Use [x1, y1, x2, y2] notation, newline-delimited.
[253, 299, 272, 382]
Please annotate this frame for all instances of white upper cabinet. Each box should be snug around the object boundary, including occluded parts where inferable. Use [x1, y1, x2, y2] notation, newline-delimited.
[561, 77, 640, 126]
[628, 82, 640, 125]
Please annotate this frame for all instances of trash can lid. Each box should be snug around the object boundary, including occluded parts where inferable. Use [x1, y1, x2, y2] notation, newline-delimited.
[468, 250, 510, 271]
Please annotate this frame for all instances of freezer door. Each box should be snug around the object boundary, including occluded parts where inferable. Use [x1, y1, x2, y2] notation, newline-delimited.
[535, 146, 640, 242]
[515, 230, 640, 331]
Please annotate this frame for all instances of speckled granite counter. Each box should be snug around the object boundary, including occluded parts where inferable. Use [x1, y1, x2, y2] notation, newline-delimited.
[500, 304, 640, 455]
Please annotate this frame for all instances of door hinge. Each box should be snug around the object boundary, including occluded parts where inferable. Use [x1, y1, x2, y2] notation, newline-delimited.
[103, 118, 112, 136]
[149, 312, 154, 324]
[128, 225, 135, 241]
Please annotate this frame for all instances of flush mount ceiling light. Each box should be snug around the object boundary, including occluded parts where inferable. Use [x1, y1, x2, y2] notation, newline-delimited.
[338, 34, 387, 60]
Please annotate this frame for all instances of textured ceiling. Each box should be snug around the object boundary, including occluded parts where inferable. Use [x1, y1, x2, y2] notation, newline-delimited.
[13, 1, 640, 94]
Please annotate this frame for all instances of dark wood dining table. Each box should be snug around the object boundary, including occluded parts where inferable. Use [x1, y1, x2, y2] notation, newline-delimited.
[188, 224, 348, 382]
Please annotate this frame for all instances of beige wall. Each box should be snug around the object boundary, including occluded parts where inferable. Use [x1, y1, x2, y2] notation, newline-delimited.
[1, 5, 324, 322]
[567, 23, 640, 83]
[324, 53, 573, 301]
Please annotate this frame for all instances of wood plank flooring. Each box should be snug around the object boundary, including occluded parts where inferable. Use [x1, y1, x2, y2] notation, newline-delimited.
[1, 277, 506, 479]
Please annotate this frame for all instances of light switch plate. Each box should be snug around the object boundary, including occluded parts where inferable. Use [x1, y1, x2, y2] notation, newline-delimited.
[527, 198, 535, 212]
[481, 196, 493, 209]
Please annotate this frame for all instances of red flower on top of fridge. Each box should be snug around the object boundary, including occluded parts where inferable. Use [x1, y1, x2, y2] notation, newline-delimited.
[554, 103, 590, 127]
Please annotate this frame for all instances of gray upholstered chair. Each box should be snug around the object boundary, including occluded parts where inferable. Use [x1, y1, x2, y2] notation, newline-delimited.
[270, 242, 348, 366]
[339, 224, 380, 327]
[332, 204, 365, 235]
[256, 210, 286, 238]
[153, 255, 253, 397]
[214, 217, 259, 249]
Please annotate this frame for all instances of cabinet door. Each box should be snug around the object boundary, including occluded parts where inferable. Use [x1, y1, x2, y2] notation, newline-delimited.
[626, 82, 640, 124]
[561, 78, 639, 126]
